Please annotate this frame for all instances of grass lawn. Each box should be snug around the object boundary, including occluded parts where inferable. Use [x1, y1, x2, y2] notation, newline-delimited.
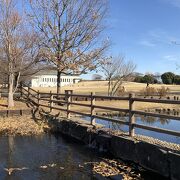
[0, 98, 29, 110]
[30, 81, 180, 112]
[1, 81, 180, 111]
[33, 80, 180, 95]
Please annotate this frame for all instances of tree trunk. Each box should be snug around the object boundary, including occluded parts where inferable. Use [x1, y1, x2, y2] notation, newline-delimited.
[57, 70, 61, 97]
[14, 73, 18, 88]
[108, 78, 111, 96]
[8, 73, 14, 107]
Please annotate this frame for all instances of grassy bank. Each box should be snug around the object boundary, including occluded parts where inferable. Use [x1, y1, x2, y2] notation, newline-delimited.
[0, 116, 49, 136]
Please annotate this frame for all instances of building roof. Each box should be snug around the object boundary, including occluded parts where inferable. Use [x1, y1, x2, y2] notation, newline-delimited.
[33, 70, 79, 76]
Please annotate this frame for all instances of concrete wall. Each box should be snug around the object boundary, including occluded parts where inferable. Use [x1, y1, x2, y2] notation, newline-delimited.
[42, 114, 180, 180]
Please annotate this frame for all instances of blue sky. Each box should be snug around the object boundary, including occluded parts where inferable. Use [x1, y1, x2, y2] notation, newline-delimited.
[103, 0, 180, 75]
[20, 0, 180, 79]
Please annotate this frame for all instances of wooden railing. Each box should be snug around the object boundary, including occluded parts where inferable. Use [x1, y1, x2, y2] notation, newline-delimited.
[20, 86, 180, 138]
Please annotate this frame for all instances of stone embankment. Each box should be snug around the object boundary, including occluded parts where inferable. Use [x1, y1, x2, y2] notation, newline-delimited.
[41, 113, 180, 180]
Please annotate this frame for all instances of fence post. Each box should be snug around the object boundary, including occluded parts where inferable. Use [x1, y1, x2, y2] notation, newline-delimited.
[129, 93, 135, 137]
[50, 91, 54, 112]
[90, 92, 95, 125]
[28, 87, 30, 99]
[37, 90, 40, 105]
[20, 85, 23, 98]
[67, 91, 71, 118]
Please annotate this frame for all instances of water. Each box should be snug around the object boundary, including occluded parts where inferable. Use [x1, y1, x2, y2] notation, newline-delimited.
[0, 134, 168, 180]
[84, 116, 180, 144]
[0, 134, 106, 180]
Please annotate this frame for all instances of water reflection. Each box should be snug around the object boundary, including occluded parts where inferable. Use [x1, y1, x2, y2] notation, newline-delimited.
[139, 115, 170, 125]
[0, 134, 167, 180]
[0, 134, 101, 180]
[99, 115, 170, 131]
[83, 114, 180, 144]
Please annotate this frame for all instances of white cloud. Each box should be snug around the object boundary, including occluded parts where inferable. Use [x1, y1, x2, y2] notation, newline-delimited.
[162, 0, 180, 8]
[163, 55, 180, 62]
[139, 29, 180, 47]
[139, 40, 156, 47]
[148, 29, 179, 44]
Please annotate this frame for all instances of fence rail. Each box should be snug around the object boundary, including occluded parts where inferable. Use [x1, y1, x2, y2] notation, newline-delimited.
[20, 86, 180, 138]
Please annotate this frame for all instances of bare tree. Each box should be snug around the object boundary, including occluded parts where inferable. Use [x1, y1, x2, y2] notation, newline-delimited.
[28, 0, 108, 94]
[101, 56, 136, 96]
[0, 0, 44, 107]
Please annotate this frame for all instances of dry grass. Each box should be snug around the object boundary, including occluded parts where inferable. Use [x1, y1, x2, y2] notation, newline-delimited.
[33, 81, 180, 95]
[33, 80, 108, 94]
[1, 81, 180, 113]
[38, 98, 180, 116]
[0, 116, 49, 136]
[0, 98, 29, 110]
[30, 81, 180, 112]
[69, 100, 180, 113]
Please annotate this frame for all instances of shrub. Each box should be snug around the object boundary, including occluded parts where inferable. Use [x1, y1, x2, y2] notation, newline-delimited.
[174, 75, 180, 85]
[141, 75, 156, 84]
[116, 86, 126, 96]
[134, 75, 158, 84]
[141, 87, 157, 96]
[134, 76, 143, 83]
[157, 86, 170, 97]
[161, 72, 175, 84]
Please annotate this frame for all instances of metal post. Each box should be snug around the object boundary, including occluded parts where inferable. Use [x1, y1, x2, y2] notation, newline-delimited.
[90, 92, 95, 125]
[129, 93, 135, 137]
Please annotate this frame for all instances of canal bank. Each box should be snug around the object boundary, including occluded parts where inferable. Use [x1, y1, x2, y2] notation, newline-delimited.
[41, 112, 180, 180]
[0, 133, 169, 180]
[0, 111, 164, 180]
[0, 106, 178, 179]
[0, 134, 118, 180]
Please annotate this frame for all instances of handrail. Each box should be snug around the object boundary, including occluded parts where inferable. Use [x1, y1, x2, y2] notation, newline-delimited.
[134, 123, 180, 137]
[70, 94, 91, 98]
[94, 95, 129, 100]
[93, 105, 129, 113]
[68, 110, 91, 117]
[133, 110, 180, 121]
[93, 115, 129, 125]
[30, 93, 38, 99]
[20, 87, 180, 140]
[69, 102, 91, 107]
[39, 98, 66, 104]
[21, 87, 28, 92]
[133, 97, 180, 104]
[39, 92, 65, 96]
[28, 87, 38, 93]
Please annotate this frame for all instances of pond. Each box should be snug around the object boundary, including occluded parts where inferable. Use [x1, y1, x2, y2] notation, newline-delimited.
[0, 134, 103, 180]
[84, 116, 180, 144]
[0, 134, 166, 180]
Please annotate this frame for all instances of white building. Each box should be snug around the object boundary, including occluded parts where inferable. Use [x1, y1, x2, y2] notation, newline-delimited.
[31, 70, 81, 87]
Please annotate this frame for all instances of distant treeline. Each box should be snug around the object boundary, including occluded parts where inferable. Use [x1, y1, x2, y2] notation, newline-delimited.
[134, 72, 180, 85]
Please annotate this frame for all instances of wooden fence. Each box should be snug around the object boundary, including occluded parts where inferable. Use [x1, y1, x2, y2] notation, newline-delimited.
[20, 86, 180, 138]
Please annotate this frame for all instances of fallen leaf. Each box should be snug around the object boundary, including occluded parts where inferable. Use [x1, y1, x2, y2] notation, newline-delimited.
[40, 165, 48, 169]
